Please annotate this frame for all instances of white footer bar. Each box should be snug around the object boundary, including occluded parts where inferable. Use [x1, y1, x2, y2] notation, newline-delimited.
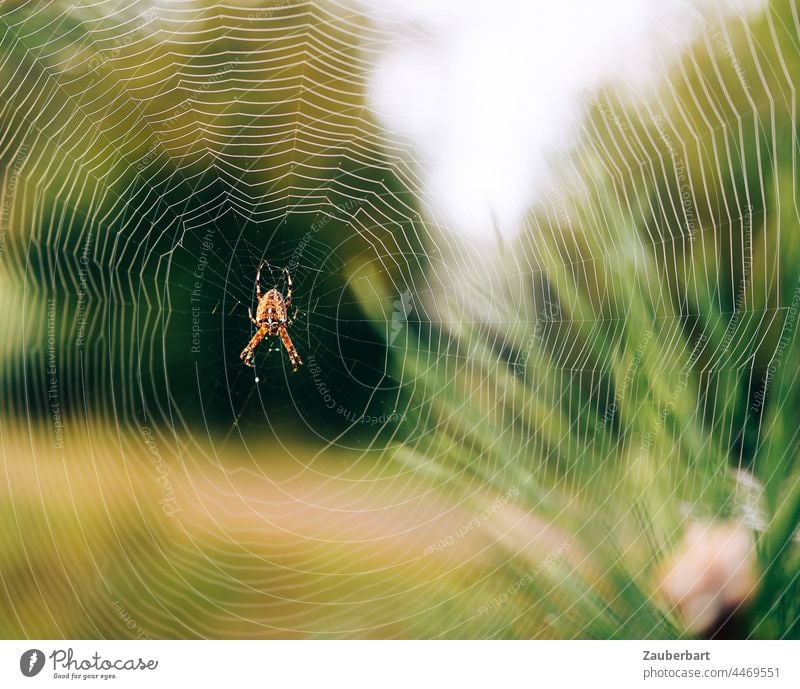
[0, 640, 797, 688]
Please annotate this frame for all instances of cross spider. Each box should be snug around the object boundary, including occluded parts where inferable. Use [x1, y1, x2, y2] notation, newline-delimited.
[240, 264, 302, 372]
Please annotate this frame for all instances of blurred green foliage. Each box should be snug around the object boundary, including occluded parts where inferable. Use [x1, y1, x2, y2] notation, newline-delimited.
[383, 0, 800, 638]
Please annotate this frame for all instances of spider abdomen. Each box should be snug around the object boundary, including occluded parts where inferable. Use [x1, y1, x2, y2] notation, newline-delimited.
[256, 289, 287, 323]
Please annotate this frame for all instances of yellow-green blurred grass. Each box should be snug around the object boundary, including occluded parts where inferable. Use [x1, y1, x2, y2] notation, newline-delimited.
[0, 417, 581, 638]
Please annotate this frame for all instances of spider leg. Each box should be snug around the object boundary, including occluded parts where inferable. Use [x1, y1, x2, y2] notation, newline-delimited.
[283, 267, 292, 310]
[286, 310, 300, 327]
[255, 261, 265, 300]
[248, 307, 260, 327]
[278, 325, 302, 372]
[240, 327, 268, 367]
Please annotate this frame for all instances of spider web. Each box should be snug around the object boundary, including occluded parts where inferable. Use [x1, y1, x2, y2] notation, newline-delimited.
[0, 0, 798, 639]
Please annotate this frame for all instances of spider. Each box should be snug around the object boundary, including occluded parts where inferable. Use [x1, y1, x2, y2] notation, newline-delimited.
[240, 263, 302, 372]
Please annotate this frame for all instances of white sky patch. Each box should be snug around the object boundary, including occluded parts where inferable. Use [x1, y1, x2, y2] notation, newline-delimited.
[364, 0, 766, 242]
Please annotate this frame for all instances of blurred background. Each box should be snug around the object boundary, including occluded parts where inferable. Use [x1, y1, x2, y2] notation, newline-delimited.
[1, 0, 799, 638]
